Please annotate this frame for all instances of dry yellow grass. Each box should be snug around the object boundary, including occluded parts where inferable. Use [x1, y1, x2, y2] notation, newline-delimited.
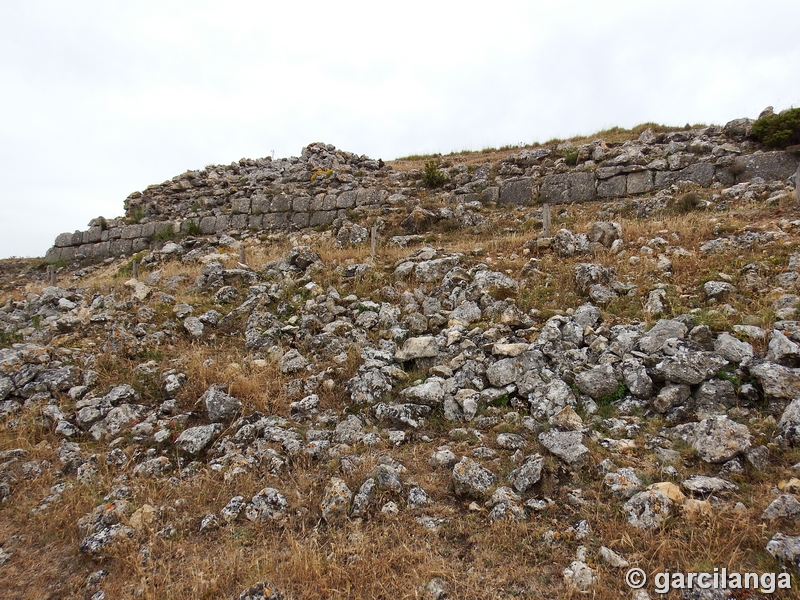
[4, 190, 800, 598]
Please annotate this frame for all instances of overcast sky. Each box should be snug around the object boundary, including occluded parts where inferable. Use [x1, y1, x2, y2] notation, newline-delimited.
[1, 0, 798, 259]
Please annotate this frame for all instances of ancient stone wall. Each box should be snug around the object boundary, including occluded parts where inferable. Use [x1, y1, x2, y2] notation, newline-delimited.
[45, 129, 799, 264]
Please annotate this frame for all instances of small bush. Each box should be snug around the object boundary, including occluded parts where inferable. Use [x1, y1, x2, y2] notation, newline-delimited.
[0, 328, 22, 348]
[669, 192, 704, 214]
[154, 225, 175, 242]
[186, 220, 201, 236]
[423, 161, 447, 188]
[751, 107, 800, 148]
[126, 208, 145, 224]
[598, 382, 628, 406]
[563, 149, 579, 166]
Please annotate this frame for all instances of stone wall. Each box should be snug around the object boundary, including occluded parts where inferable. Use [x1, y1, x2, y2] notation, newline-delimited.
[45, 131, 799, 264]
[44, 189, 389, 263]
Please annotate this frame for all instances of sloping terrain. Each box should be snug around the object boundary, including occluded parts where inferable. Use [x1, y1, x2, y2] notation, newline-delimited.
[2, 128, 800, 599]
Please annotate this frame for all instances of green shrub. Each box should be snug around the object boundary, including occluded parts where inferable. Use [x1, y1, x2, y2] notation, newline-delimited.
[154, 225, 175, 242]
[598, 382, 628, 405]
[186, 219, 201, 236]
[0, 328, 22, 348]
[751, 108, 800, 148]
[564, 149, 579, 166]
[126, 208, 145, 224]
[422, 161, 447, 188]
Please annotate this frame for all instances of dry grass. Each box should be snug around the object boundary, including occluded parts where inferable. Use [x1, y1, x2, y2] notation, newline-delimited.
[5, 191, 800, 598]
[389, 122, 708, 173]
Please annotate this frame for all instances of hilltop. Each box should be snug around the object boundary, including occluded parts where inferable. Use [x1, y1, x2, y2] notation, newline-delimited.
[2, 113, 800, 599]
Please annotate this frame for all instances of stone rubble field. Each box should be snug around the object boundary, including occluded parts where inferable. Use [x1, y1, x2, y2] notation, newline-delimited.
[2, 122, 800, 598]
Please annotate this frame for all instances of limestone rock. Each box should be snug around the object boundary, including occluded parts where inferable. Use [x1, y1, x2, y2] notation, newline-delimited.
[587, 221, 622, 248]
[766, 532, 800, 566]
[604, 468, 642, 498]
[691, 416, 751, 463]
[762, 494, 800, 520]
[749, 361, 800, 400]
[538, 430, 590, 467]
[320, 477, 352, 524]
[508, 454, 544, 493]
[681, 475, 738, 495]
[395, 336, 438, 362]
[174, 424, 222, 456]
[623, 490, 673, 530]
[201, 385, 242, 422]
[575, 364, 619, 400]
[452, 457, 497, 497]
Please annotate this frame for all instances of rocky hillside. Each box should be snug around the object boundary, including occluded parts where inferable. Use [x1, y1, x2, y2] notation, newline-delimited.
[3, 117, 800, 599]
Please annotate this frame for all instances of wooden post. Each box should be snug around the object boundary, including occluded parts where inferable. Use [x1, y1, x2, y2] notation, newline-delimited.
[370, 225, 377, 259]
[542, 203, 551, 237]
[796, 163, 800, 203]
[239, 245, 246, 265]
[132, 259, 138, 280]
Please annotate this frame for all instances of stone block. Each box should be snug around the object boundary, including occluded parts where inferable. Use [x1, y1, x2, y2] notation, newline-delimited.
[293, 196, 311, 212]
[71, 231, 84, 245]
[76, 244, 94, 258]
[261, 213, 277, 229]
[309, 193, 325, 211]
[499, 178, 534, 205]
[59, 246, 77, 261]
[121, 225, 142, 239]
[456, 192, 479, 204]
[732, 151, 799, 182]
[232, 197, 251, 214]
[132, 238, 150, 253]
[251, 195, 270, 214]
[310, 210, 337, 227]
[230, 214, 248, 229]
[597, 175, 627, 198]
[337, 191, 357, 209]
[45, 246, 63, 262]
[356, 188, 387, 206]
[480, 187, 499, 204]
[248, 215, 263, 230]
[107, 227, 122, 239]
[292, 212, 310, 228]
[84, 227, 103, 243]
[595, 166, 625, 180]
[627, 170, 654, 195]
[271, 194, 291, 212]
[92, 242, 111, 258]
[199, 217, 217, 235]
[55, 232, 74, 247]
[180, 220, 198, 234]
[214, 215, 229, 232]
[101, 229, 109, 242]
[541, 172, 596, 204]
[654, 163, 715, 188]
[322, 193, 338, 210]
[140, 223, 156, 238]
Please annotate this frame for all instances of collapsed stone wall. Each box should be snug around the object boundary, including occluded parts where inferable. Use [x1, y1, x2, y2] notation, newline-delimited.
[46, 124, 799, 264]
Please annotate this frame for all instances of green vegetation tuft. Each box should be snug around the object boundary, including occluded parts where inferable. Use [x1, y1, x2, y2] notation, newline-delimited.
[423, 161, 447, 188]
[751, 107, 800, 149]
[598, 382, 628, 406]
